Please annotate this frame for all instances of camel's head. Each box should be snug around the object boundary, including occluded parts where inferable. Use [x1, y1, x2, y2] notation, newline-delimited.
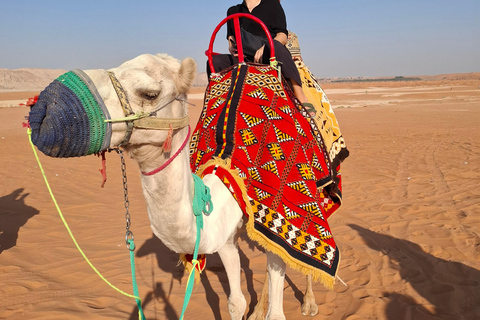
[29, 53, 197, 157]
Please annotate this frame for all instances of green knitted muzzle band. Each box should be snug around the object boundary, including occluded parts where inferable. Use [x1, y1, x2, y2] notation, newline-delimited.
[57, 71, 107, 155]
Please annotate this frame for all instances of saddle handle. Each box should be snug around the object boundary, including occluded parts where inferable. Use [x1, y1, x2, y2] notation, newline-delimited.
[206, 13, 276, 74]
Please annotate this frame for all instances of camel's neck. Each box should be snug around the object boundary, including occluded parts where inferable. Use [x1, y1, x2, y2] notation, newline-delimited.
[129, 127, 197, 253]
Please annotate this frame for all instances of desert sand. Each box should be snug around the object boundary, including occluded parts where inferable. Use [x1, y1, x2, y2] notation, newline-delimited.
[1, 75, 479, 319]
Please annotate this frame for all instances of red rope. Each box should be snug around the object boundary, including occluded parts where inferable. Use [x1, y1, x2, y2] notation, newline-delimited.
[141, 126, 191, 176]
[98, 150, 107, 187]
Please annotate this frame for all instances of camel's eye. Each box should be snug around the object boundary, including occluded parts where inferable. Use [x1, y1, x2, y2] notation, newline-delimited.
[141, 91, 160, 101]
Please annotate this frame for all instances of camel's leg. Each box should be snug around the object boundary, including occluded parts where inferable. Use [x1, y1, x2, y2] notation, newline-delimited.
[247, 272, 269, 320]
[251, 273, 318, 319]
[265, 251, 286, 320]
[218, 235, 246, 320]
[301, 274, 318, 316]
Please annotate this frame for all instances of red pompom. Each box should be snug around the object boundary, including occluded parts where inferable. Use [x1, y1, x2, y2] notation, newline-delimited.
[26, 95, 39, 106]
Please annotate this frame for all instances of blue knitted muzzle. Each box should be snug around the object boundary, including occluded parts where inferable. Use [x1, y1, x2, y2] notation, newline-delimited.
[29, 70, 112, 157]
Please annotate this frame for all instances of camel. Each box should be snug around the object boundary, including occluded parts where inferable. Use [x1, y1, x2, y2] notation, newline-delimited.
[102, 53, 248, 319]
[29, 53, 321, 319]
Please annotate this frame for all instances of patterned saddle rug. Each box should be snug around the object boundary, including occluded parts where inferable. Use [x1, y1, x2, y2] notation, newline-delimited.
[190, 63, 341, 288]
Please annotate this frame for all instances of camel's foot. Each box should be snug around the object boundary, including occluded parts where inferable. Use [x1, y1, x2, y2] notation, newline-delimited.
[247, 274, 269, 320]
[248, 307, 286, 320]
[228, 293, 247, 320]
[301, 293, 318, 317]
[265, 313, 286, 320]
[247, 306, 265, 320]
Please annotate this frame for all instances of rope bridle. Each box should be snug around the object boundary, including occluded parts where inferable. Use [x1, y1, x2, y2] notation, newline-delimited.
[105, 71, 191, 175]
[105, 71, 190, 147]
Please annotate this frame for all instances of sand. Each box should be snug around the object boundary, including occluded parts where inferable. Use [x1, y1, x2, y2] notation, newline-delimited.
[1, 78, 479, 319]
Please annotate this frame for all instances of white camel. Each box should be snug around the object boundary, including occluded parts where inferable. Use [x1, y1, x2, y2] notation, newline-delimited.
[64, 53, 318, 319]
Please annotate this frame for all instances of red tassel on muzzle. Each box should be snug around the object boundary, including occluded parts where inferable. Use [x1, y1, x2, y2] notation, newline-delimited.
[162, 124, 173, 152]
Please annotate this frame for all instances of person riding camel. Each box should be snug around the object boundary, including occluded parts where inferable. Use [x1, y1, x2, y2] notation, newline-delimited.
[207, 0, 315, 112]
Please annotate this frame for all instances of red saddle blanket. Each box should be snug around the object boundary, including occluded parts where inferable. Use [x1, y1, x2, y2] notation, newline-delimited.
[190, 63, 341, 288]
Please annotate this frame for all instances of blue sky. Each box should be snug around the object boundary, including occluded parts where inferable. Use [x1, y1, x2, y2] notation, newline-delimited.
[1, 0, 479, 77]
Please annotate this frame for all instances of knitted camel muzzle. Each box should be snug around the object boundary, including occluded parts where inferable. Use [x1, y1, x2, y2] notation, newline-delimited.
[29, 70, 112, 157]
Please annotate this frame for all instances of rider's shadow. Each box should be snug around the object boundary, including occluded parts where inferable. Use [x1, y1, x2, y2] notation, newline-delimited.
[0, 188, 39, 254]
[237, 229, 305, 318]
[349, 224, 480, 319]
[129, 229, 266, 320]
[200, 229, 306, 319]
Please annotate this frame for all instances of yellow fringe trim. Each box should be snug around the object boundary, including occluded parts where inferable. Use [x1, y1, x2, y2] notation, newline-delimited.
[246, 216, 336, 290]
[196, 157, 338, 290]
[196, 157, 253, 215]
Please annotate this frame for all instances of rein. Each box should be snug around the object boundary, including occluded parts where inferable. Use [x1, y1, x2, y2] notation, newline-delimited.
[27, 128, 146, 320]
[180, 174, 213, 320]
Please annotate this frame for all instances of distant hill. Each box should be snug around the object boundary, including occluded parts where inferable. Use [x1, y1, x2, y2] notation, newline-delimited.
[193, 72, 208, 87]
[318, 72, 480, 83]
[0, 68, 66, 91]
[416, 72, 480, 81]
[1, 68, 478, 92]
[0, 68, 209, 92]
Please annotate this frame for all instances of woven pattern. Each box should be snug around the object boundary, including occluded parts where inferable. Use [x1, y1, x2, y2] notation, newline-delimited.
[190, 64, 340, 287]
[29, 71, 110, 158]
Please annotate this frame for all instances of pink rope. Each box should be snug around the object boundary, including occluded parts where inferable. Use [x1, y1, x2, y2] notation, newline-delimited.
[141, 126, 191, 176]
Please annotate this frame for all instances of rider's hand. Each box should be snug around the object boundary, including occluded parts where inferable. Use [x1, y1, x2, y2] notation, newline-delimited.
[228, 37, 238, 57]
[254, 45, 265, 63]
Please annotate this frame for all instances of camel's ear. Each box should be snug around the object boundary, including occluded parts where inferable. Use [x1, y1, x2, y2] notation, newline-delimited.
[176, 58, 197, 94]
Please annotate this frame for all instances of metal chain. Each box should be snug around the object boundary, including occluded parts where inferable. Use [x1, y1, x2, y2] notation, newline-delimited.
[117, 148, 135, 251]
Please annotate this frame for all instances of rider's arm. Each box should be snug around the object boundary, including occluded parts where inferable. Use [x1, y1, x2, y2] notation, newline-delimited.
[274, 32, 287, 46]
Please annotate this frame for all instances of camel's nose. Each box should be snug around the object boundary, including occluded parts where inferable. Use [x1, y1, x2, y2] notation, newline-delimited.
[29, 71, 111, 158]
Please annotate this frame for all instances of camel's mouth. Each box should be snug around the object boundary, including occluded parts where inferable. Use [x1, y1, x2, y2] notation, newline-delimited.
[29, 70, 112, 158]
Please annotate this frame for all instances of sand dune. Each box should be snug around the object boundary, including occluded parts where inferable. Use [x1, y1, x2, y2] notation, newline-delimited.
[0, 77, 479, 319]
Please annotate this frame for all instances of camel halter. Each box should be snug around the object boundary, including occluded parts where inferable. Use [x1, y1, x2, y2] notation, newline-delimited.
[104, 71, 192, 176]
[105, 71, 190, 147]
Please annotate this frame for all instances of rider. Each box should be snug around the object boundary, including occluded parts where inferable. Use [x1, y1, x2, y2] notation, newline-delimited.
[207, 0, 310, 106]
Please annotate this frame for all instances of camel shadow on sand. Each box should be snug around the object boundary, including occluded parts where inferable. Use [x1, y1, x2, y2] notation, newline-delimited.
[0, 188, 39, 254]
[128, 232, 257, 320]
[125, 234, 180, 319]
[128, 230, 304, 319]
[128, 232, 242, 320]
[349, 224, 480, 320]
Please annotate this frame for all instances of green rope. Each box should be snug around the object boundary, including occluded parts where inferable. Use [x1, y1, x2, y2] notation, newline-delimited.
[28, 128, 145, 320]
[129, 240, 147, 320]
[179, 174, 213, 320]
